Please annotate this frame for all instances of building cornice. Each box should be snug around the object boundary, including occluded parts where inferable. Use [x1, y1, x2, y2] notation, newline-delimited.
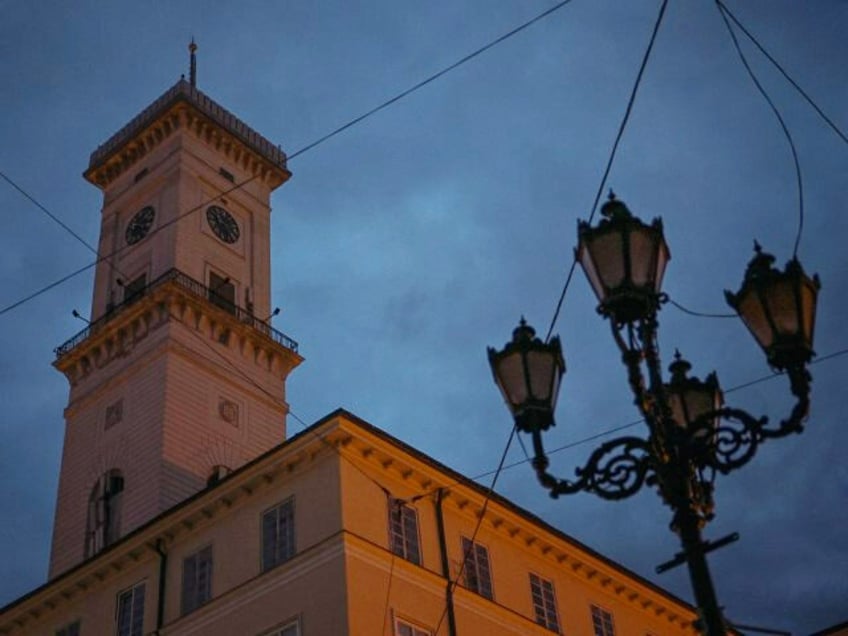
[0, 411, 700, 634]
[83, 79, 291, 190]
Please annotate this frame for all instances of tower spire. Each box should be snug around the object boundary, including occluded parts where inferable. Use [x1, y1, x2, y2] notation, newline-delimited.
[189, 38, 197, 87]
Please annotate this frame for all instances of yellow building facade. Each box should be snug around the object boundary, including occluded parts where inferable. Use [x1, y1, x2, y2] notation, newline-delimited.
[1, 69, 702, 635]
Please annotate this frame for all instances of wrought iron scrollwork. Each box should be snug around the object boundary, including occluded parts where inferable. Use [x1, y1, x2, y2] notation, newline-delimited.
[531, 431, 653, 501]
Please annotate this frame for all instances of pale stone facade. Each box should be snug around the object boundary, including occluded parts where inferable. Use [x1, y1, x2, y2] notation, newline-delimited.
[49, 79, 301, 577]
[1, 75, 704, 635]
[1, 412, 700, 635]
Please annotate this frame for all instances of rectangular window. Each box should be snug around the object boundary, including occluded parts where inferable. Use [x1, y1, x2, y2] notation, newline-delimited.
[394, 617, 431, 636]
[388, 498, 421, 565]
[259, 620, 299, 636]
[591, 605, 616, 636]
[262, 499, 295, 571]
[208, 272, 236, 314]
[123, 273, 147, 305]
[56, 621, 81, 636]
[461, 537, 493, 600]
[116, 582, 145, 636]
[182, 546, 213, 615]
[529, 573, 560, 632]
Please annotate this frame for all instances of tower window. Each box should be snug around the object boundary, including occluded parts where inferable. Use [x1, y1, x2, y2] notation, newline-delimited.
[388, 498, 421, 565]
[529, 573, 560, 632]
[461, 537, 493, 600]
[262, 498, 295, 571]
[218, 167, 235, 182]
[116, 582, 145, 636]
[208, 272, 236, 314]
[123, 273, 147, 305]
[182, 545, 213, 615]
[85, 469, 124, 558]
[206, 465, 231, 487]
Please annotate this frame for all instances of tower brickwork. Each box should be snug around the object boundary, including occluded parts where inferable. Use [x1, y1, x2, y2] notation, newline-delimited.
[49, 79, 301, 576]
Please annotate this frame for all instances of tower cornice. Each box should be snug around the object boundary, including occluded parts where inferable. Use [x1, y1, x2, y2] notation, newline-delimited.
[53, 268, 301, 388]
[83, 79, 291, 190]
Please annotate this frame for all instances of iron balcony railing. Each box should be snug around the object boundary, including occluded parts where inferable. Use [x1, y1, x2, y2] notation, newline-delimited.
[54, 268, 298, 359]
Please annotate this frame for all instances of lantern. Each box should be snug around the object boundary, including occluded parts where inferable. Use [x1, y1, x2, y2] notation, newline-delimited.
[576, 194, 670, 324]
[725, 243, 820, 370]
[664, 352, 723, 440]
[488, 319, 565, 433]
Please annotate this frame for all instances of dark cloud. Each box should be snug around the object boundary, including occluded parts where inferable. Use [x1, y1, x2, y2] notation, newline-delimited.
[1, 1, 846, 633]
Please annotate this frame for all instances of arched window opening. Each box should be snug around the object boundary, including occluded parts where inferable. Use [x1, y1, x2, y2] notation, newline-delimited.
[85, 469, 124, 558]
[206, 465, 231, 488]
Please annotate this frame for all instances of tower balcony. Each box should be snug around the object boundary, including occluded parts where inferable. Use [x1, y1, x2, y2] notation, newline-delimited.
[54, 268, 300, 386]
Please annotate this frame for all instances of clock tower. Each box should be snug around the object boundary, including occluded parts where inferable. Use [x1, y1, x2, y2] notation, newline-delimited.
[49, 58, 301, 576]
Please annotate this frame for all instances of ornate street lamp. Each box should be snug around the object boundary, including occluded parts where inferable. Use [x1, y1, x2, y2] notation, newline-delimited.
[576, 194, 670, 324]
[725, 242, 820, 371]
[488, 195, 819, 636]
[487, 319, 565, 433]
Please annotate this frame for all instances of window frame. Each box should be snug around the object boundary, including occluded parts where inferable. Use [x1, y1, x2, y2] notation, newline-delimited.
[261, 497, 296, 572]
[529, 572, 560, 632]
[460, 536, 494, 600]
[208, 270, 236, 314]
[181, 545, 213, 615]
[115, 581, 145, 636]
[55, 620, 81, 636]
[258, 618, 300, 636]
[388, 497, 421, 565]
[393, 615, 432, 636]
[85, 469, 124, 558]
[590, 604, 616, 636]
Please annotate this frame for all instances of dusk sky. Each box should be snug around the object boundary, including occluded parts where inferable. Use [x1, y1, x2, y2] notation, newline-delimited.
[1, 1, 846, 633]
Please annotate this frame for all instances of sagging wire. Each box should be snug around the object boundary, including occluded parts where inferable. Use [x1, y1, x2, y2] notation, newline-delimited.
[716, 1, 805, 259]
[544, 0, 670, 343]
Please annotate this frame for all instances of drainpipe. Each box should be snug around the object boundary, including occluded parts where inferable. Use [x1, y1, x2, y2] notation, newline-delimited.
[154, 539, 168, 633]
[435, 489, 457, 636]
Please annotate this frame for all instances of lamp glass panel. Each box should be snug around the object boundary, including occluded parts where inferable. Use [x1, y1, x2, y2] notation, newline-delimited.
[578, 241, 605, 302]
[667, 393, 687, 428]
[495, 352, 527, 409]
[549, 362, 562, 411]
[737, 290, 774, 349]
[765, 278, 799, 336]
[526, 350, 555, 402]
[587, 232, 626, 291]
[654, 241, 670, 290]
[800, 281, 817, 343]
[628, 228, 657, 287]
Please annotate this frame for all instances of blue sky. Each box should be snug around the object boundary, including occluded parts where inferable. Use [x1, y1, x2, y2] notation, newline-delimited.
[1, 1, 846, 633]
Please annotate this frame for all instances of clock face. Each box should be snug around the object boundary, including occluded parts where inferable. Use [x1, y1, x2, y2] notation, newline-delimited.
[125, 206, 155, 245]
[206, 206, 240, 244]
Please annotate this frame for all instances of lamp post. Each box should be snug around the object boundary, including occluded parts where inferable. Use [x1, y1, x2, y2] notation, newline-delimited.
[488, 194, 820, 636]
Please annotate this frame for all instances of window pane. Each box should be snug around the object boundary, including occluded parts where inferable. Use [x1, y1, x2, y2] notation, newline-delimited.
[388, 499, 421, 565]
[117, 583, 144, 636]
[263, 499, 295, 571]
[182, 547, 213, 614]
[461, 538, 493, 600]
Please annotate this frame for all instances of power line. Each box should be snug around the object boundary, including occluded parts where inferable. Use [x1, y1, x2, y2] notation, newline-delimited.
[466, 344, 848, 484]
[287, 0, 576, 161]
[0, 0, 575, 320]
[716, 1, 805, 259]
[432, 424, 517, 635]
[668, 298, 736, 319]
[715, 0, 848, 147]
[544, 0, 669, 342]
[0, 175, 258, 318]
